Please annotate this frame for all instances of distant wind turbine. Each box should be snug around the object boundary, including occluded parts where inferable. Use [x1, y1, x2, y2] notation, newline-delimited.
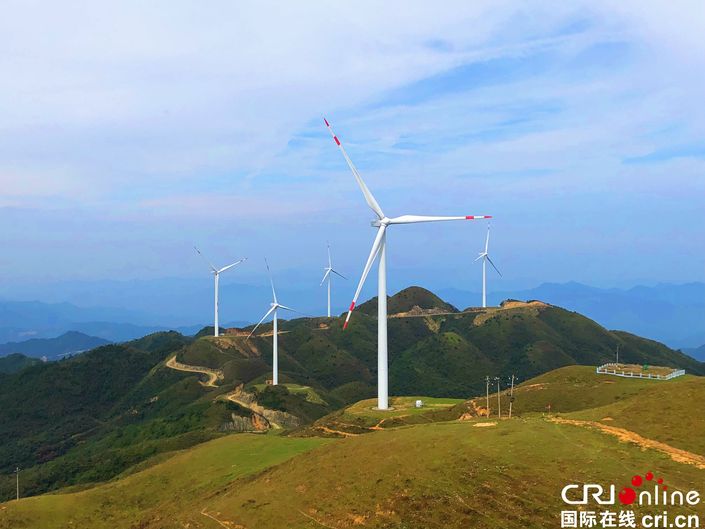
[248, 259, 298, 386]
[324, 118, 491, 410]
[194, 247, 247, 337]
[320, 243, 346, 318]
[475, 225, 501, 308]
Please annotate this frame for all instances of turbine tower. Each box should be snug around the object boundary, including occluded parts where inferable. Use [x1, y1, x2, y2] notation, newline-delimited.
[248, 260, 297, 385]
[320, 243, 346, 318]
[475, 225, 502, 308]
[324, 118, 491, 410]
[194, 247, 246, 337]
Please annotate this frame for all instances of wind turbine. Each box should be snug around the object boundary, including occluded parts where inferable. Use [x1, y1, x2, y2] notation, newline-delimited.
[320, 243, 346, 318]
[475, 224, 502, 308]
[324, 118, 491, 410]
[194, 247, 247, 337]
[248, 259, 298, 386]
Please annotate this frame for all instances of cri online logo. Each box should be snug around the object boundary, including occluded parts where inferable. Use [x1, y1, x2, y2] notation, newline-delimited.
[562, 471, 701, 507]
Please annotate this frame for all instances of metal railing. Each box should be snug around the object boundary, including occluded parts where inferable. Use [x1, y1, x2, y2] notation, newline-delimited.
[595, 363, 685, 380]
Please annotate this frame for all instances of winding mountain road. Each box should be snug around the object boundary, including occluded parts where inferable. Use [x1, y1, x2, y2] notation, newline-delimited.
[165, 355, 223, 387]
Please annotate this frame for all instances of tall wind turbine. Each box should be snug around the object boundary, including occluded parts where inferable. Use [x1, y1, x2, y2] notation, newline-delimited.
[475, 225, 502, 308]
[194, 247, 247, 337]
[324, 118, 491, 410]
[320, 243, 346, 318]
[248, 260, 297, 386]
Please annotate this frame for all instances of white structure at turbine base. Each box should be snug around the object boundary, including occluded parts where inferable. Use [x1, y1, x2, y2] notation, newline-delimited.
[475, 225, 502, 308]
[325, 118, 491, 410]
[320, 243, 346, 318]
[194, 247, 246, 337]
[248, 260, 298, 385]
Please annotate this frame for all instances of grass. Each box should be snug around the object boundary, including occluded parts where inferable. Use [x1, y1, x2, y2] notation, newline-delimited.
[3, 365, 705, 528]
[5, 417, 705, 528]
[344, 396, 464, 420]
[599, 363, 679, 376]
[202, 419, 705, 529]
[252, 383, 328, 405]
[462, 365, 705, 455]
[0, 433, 328, 529]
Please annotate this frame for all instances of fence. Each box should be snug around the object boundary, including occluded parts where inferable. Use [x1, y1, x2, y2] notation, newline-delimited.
[595, 363, 685, 380]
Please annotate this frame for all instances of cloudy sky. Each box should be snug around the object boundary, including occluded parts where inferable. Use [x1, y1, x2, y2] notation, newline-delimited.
[1, 1, 703, 300]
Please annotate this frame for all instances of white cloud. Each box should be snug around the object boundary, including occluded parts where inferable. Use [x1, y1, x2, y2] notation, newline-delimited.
[0, 1, 703, 283]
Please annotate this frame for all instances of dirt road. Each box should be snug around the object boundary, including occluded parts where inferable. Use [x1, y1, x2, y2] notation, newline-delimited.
[165, 356, 223, 387]
[550, 417, 705, 469]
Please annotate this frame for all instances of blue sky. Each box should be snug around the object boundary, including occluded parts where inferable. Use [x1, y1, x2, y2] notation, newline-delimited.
[0, 1, 703, 304]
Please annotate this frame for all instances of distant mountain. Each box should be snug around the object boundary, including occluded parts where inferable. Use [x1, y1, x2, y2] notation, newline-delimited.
[437, 281, 705, 349]
[0, 331, 110, 359]
[0, 353, 41, 374]
[0, 298, 250, 343]
[685, 344, 705, 361]
[3, 279, 703, 348]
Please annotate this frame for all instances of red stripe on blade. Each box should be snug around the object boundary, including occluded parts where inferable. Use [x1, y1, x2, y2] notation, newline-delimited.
[343, 321, 349, 330]
[324, 118, 330, 126]
[334, 136, 341, 146]
[349, 301, 355, 311]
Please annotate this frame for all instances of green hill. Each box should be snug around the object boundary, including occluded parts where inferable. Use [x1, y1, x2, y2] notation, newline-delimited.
[0, 287, 702, 503]
[357, 285, 458, 315]
[0, 353, 40, 374]
[2, 413, 703, 528]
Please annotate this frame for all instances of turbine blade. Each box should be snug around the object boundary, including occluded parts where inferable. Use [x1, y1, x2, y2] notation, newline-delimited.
[218, 257, 247, 274]
[388, 214, 492, 224]
[331, 269, 347, 280]
[320, 268, 331, 286]
[486, 255, 502, 277]
[247, 305, 277, 339]
[194, 246, 217, 272]
[277, 304, 300, 313]
[323, 118, 384, 219]
[327, 242, 332, 269]
[343, 225, 386, 329]
[485, 225, 490, 254]
[474, 254, 484, 262]
[264, 258, 277, 304]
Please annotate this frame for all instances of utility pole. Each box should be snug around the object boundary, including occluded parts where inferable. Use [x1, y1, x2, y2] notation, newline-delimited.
[508, 374, 516, 419]
[495, 377, 501, 419]
[485, 376, 490, 417]
[14, 467, 20, 501]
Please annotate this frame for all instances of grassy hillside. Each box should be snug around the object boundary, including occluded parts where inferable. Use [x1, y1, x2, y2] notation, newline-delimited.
[2, 418, 703, 529]
[0, 434, 328, 529]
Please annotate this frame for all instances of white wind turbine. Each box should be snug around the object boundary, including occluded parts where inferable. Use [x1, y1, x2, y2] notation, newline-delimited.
[320, 243, 346, 318]
[475, 225, 502, 308]
[194, 247, 246, 337]
[324, 118, 491, 410]
[248, 260, 298, 386]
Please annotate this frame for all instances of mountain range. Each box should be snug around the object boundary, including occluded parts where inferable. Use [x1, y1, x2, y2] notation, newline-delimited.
[0, 286, 701, 502]
[0, 331, 109, 360]
[1, 280, 703, 349]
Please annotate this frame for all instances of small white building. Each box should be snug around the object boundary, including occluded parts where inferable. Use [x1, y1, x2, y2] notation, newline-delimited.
[415, 400, 423, 408]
